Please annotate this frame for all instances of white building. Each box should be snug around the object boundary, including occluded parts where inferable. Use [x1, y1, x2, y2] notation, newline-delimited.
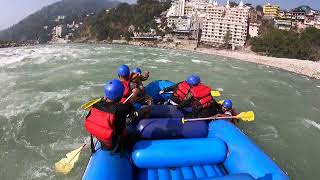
[174, 0, 186, 16]
[55, 25, 63, 37]
[249, 22, 260, 37]
[201, 0, 250, 48]
[167, 16, 192, 31]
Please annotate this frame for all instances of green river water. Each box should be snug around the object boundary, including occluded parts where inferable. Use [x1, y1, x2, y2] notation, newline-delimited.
[0, 44, 319, 179]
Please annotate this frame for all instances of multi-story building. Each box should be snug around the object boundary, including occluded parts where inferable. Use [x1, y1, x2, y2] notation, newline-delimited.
[201, 0, 250, 48]
[274, 19, 292, 30]
[174, 0, 186, 16]
[249, 22, 260, 37]
[315, 15, 320, 29]
[263, 3, 280, 18]
[167, 16, 192, 31]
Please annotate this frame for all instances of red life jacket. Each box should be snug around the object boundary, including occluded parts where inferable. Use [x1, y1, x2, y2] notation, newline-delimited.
[84, 108, 116, 148]
[120, 79, 132, 103]
[173, 81, 191, 102]
[190, 83, 214, 109]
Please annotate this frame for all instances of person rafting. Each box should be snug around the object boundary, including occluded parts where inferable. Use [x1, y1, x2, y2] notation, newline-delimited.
[159, 76, 195, 105]
[175, 75, 220, 118]
[130, 67, 153, 105]
[84, 79, 147, 152]
[117, 65, 139, 104]
[214, 99, 239, 124]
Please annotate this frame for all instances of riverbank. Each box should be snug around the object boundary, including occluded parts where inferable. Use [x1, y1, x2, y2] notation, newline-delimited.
[129, 40, 320, 80]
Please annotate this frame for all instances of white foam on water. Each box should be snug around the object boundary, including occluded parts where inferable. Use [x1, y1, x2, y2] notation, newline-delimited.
[230, 65, 247, 70]
[155, 59, 172, 63]
[249, 100, 256, 107]
[0, 54, 29, 67]
[304, 119, 320, 131]
[216, 88, 224, 92]
[316, 86, 320, 88]
[260, 125, 279, 138]
[147, 66, 158, 69]
[71, 70, 88, 75]
[312, 107, 320, 112]
[191, 59, 212, 64]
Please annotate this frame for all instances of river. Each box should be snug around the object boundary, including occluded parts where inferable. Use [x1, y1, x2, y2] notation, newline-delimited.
[0, 44, 319, 179]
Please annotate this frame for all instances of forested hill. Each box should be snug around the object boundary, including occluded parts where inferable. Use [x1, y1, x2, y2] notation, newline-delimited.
[0, 0, 119, 41]
[79, 0, 171, 41]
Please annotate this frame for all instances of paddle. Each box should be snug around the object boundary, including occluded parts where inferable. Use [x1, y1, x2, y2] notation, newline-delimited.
[55, 94, 134, 174]
[81, 93, 134, 111]
[160, 90, 221, 97]
[81, 97, 103, 111]
[182, 111, 255, 124]
[55, 143, 86, 174]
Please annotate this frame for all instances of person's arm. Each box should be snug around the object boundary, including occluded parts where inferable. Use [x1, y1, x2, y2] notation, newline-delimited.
[163, 82, 180, 92]
[141, 71, 149, 81]
[177, 94, 193, 110]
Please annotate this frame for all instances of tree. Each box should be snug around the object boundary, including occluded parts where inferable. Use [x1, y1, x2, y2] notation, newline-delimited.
[229, 1, 238, 7]
[223, 30, 232, 49]
[250, 28, 320, 61]
[256, 5, 263, 12]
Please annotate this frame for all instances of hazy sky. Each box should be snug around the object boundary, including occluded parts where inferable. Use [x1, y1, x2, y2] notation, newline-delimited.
[0, 0, 320, 30]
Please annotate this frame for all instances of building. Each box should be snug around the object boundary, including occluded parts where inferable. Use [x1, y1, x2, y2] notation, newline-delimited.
[174, 0, 186, 16]
[248, 22, 260, 37]
[315, 15, 320, 29]
[274, 19, 292, 30]
[201, 0, 250, 48]
[55, 25, 63, 37]
[167, 16, 192, 31]
[263, 3, 280, 18]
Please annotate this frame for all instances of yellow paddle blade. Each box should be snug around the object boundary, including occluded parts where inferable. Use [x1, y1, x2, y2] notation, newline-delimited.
[218, 100, 224, 105]
[81, 98, 102, 111]
[182, 117, 185, 124]
[55, 146, 83, 174]
[211, 91, 221, 97]
[236, 111, 255, 121]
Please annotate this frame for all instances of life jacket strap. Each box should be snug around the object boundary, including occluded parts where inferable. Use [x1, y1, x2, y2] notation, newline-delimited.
[90, 135, 96, 154]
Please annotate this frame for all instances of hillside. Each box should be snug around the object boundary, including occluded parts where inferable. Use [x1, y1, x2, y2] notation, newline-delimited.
[0, 0, 119, 42]
[79, 0, 171, 41]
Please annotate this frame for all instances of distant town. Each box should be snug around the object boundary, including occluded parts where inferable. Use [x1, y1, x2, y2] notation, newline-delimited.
[1, 0, 320, 51]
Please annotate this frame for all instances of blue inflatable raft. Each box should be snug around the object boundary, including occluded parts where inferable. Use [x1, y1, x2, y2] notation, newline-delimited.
[82, 80, 289, 180]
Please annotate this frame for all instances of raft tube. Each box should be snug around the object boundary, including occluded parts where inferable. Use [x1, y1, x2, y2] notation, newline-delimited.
[137, 117, 208, 139]
[82, 143, 132, 180]
[132, 138, 227, 168]
[208, 120, 289, 180]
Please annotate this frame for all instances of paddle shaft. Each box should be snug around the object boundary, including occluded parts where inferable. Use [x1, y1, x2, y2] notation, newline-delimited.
[123, 93, 134, 104]
[65, 143, 87, 165]
[184, 116, 238, 122]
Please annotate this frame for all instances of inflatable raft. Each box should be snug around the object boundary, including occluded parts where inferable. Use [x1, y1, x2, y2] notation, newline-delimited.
[82, 80, 289, 180]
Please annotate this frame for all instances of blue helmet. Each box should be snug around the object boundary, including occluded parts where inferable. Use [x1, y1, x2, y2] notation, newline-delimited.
[186, 75, 201, 86]
[104, 79, 124, 102]
[132, 67, 142, 74]
[222, 99, 233, 109]
[117, 65, 130, 77]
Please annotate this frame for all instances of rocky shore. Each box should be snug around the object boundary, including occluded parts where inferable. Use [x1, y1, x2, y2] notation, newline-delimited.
[129, 40, 320, 80]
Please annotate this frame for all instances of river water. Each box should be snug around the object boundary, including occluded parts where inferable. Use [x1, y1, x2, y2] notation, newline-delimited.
[0, 44, 319, 179]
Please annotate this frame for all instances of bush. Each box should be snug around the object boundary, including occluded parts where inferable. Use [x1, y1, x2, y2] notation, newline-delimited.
[250, 28, 320, 61]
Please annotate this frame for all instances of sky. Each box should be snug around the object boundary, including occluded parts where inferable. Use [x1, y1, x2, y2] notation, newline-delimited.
[0, 0, 319, 30]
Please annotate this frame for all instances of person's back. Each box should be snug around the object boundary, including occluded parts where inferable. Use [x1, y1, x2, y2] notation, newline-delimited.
[161, 80, 192, 105]
[84, 79, 133, 151]
[176, 75, 219, 118]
